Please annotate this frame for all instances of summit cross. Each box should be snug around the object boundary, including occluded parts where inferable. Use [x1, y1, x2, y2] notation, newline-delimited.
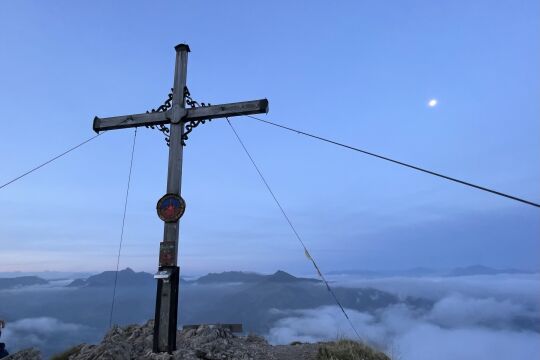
[93, 44, 268, 353]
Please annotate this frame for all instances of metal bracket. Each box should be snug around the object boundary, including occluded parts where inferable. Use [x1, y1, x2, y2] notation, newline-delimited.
[181, 118, 212, 146]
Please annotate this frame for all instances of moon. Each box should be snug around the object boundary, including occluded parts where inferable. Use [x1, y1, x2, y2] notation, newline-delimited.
[428, 99, 438, 107]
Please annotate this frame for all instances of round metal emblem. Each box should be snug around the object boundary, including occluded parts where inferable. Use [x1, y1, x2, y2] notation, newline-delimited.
[156, 194, 186, 222]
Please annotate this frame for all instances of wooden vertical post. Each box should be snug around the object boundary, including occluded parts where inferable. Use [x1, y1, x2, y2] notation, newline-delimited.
[153, 44, 190, 354]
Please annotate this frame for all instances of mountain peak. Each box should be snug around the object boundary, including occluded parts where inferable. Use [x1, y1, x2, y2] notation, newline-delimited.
[21, 321, 389, 360]
[67, 268, 154, 288]
[267, 270, 298, 282]
[264, 270, 321, 284]
[195, 271, 264, 284]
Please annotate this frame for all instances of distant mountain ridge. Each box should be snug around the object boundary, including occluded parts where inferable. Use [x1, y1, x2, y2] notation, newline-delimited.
[65, 269, 319, 288]
[26, 268, 420, 336]
[4, 266, 536, 291]
[329, 265, 537, 277]
[447, 265, 536, 276]
[0, 271, 94, 280]
[195, 270, 320, 284]
[67, 268, 154, 288]
[0, 276, 48, 290]
[194, 271, 264, 284]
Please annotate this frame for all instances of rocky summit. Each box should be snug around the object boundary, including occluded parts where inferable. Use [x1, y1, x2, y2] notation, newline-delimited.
[6, 321, 390, 360]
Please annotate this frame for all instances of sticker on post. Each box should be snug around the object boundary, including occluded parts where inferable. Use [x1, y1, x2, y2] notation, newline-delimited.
[154, 270, 171, 280]
[156, 194, 186, 222]
[159, 242, 176, 267]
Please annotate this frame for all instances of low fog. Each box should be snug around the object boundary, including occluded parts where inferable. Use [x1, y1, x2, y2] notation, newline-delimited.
[1, 272, 538, 359]
[267, 273, 540, 360]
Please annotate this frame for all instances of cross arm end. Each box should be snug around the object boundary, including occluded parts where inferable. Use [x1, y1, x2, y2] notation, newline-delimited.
[184, 98, 269, 122]
[93, 116, 102, 133]
[92, 111, 171, 132]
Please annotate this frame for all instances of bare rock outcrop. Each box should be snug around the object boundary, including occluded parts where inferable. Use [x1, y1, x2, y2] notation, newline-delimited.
[6, 321, 390, 360]
[71, 321, 290, 360]
[4, 347, 41, 360]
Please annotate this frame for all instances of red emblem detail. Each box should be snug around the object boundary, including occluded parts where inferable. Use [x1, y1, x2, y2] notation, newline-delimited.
[156, 194, 186, 222]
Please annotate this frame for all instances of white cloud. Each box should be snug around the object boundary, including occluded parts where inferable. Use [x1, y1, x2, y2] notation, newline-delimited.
[266, 274, 540, 360]
[267, 306, 379, 345]
[1, 317, 96, 357]
[427, 294, 531, 328]
[268, 305, 540, 360]
[397, 324, 540, 360]
[4, 317, 82, 335]
[329, 273, 540, 306]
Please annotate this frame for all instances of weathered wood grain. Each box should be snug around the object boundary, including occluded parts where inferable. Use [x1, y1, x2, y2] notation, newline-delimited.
[93, 111, 170, 133]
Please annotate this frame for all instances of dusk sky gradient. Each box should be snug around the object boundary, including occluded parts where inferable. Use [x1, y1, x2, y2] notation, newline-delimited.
[0, 0, 538, 275]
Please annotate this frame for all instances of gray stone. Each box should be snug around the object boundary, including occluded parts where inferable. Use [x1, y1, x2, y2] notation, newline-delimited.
[8, 321, 388, 360]
[4, 347, 41, 360]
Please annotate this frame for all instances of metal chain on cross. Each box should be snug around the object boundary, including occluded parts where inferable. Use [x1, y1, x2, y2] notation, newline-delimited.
[182, 86, 212, 146]
[146, 87, 212, 146]
[146, 89, 173, 146]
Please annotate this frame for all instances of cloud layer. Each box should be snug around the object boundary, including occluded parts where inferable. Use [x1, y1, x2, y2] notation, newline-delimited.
[267, 274, 540, 360]
[1, 317, 99, 358]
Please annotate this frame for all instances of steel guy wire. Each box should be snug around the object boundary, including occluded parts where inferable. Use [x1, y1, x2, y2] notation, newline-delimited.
[245, 115, 540, 209]
[0, 133, 104, 191]
[109, 128, 137, 328]
[226, 119, 363, 342]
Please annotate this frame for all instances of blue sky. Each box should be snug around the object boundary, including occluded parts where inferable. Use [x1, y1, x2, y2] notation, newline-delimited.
[0, 0, 538, 274]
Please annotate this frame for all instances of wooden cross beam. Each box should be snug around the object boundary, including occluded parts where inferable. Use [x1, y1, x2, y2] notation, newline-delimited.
[92, 44, 268, 354]
[93, 99, 268, 132]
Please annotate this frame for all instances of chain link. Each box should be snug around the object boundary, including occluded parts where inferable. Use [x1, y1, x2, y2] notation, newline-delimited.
[146, 89, 173, 146]
[182, 86, 212, 146]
